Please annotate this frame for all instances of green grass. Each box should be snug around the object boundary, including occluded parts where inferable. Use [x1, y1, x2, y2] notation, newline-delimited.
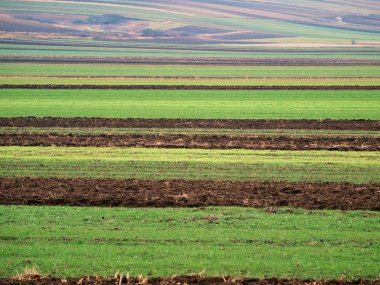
[1, 89, 379, 119]
[2, 127, 380, 137]
[1, 77, 379, 86]
[1, 147, 379, 183]
[0, 206, 379, 279]
[1, 64, 380, 77]
[2, 46, 380, 59]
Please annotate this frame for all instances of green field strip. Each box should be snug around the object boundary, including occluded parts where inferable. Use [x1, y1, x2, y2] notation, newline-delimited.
[2, 47, 380, 59]
[0, 89, 379, 120]
[0, 206, 379, 279]
[1, 77, 379, 86]
[1, 147, 379, 183]
[1, 127, 380, 138]
[2, 64, 379, 77]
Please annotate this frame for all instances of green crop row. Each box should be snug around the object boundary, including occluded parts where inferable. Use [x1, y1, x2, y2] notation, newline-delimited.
[2, 46, 380, 58]
[1, 77, 379, 86]
[1, 89, 379, 119]
[2, 63, 379, 77]
[1, 147, 379, 183]
[0, 206, 379, 279]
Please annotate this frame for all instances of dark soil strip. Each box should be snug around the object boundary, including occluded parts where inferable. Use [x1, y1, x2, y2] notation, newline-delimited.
[1, 276, 379, 285]
[1, 133, 379, 151]
[1, 84, 379, 90]
[1, 55, 380, 65]
[1, 177, 379, 210]
[1, 118, 379, 130]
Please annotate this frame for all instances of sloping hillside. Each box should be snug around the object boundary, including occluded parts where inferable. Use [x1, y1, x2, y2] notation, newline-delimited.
[0, 0, 379, 56]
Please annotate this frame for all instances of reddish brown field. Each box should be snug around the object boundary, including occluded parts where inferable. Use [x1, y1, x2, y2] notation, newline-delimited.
[1, 177, 379, 210]
[1, 133, 379, 151]
[1, 118, 379, 130]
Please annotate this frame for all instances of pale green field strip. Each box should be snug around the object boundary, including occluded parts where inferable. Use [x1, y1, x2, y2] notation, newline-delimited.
[0, 206, 379, 279]
[2, 63, 380, 77]
[2, 46, 380, 59]
[2, 127, 380, 138]
[1, 89, 379, 120]
[1, 147, 379, 183]
[1, 77, 379, 86]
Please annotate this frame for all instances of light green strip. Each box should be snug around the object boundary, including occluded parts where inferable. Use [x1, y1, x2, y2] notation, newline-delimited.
[1, 89, 379, 119]
[1, 147, 379, 183]
[1, 77, 379, 86]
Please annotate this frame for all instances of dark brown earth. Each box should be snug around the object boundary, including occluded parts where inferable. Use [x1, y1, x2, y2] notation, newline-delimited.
[1, 118, 379, 130]
[1, 133, 379, 151]
[1, 55, 380, 65]
[1, 177, 379, 210]
[1, 84, 379, 90]
[1, 275, 379, 285]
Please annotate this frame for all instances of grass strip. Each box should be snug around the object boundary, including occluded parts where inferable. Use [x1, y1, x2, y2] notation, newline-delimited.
[1, 77, 379, 86]
[0, 206, 379, 279]
[1, 89, 379, 119]
[1, 147, 379, 183]
[1, 64, 380, 77]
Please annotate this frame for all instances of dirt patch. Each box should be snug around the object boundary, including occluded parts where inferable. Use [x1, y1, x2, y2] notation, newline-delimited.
[1, 177, 379, 210]
[1, 275, 379, 285]
[1, 84, 379, 90]
[1, 55, 380, 66]
[1, 118, 379, 131]
[1, 133, 379, 151]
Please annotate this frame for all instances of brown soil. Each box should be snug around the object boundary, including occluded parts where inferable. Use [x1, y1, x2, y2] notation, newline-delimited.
[1, 133, 379, 151]
[1, 275, 379, 285]
[1, 177, 379, 210]
[1, 84, 379, 90]
[1, 55, 380, 65]
[1, 118, 379, 130]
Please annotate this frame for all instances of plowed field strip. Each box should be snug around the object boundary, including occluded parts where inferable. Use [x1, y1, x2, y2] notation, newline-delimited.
[1, 84, 379, 90]
[1, 118, 379, 130]
[1, 133, 379, 151]
[3, 127, 379, 137]
[0, 276, 378, 285]
[1, 178, 379, 210]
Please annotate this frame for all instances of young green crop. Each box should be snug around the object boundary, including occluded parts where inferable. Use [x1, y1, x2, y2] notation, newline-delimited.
[0, 206, 379, 279]
[1, 89, 379, 119]
[2, 63, 380, 77]
[1, 77, 379, 86]
[1, 147, 379, 183]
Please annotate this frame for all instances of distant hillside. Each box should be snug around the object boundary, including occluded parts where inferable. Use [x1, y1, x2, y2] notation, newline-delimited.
[0, 0, 379, 57]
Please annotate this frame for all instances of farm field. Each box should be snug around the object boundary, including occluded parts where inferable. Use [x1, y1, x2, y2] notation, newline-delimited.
[1, 146, 380, 183]
[1, 0, 380, 283]
[2, 45, 380, 59]
[2, 63, 380, 77]
[1, 64, 379, 284]
[1, 89, 380, 119]
[1, 77, 380, 86]
[0, 206, 379, 279]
